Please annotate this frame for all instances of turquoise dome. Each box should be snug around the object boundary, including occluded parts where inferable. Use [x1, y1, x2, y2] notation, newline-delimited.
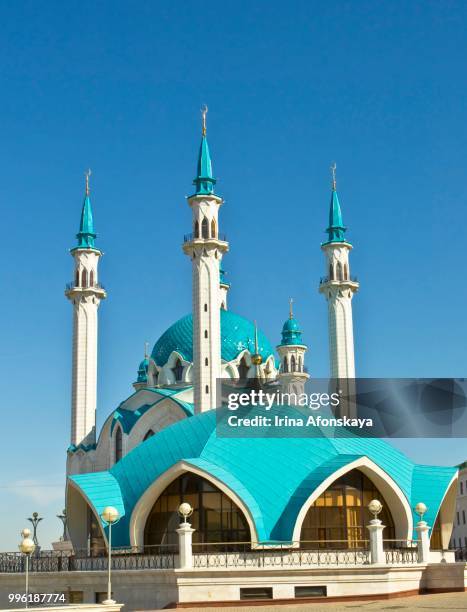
[279, 317, 305, 346]
[151, 310, 275, 366]
[136, 357, 149, 383]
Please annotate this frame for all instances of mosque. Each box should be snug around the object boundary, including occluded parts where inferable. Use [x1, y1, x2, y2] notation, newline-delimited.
[64, 111, 458, 577]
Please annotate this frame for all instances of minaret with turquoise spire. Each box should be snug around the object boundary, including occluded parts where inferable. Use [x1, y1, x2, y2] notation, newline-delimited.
[277, 299, 309, 399]
[319, 164, 359, 380]
[183, 108, 229, 413]
[65, 171, 106, 450]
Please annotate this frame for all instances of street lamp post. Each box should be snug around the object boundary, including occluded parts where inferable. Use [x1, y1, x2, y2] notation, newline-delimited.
[100, 506, 120, 605]
[19, 528, 36, 608]
[27, 512, 43, 549]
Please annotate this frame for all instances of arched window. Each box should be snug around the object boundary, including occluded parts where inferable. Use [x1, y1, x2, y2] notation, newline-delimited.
[144, 473, 250, 548]
[300, 469, 395, 549]
[143, 429, 154, 442]
[201, 217, 209, 239]
[238, 356, 249, 380]
[194, 220, 200, 238]
[283, 357, 289, 373]
[75, 269, 79, 287]
[337, 262, 343, 281]
[290, 355, 296, 372]
[329, 263, 334, 280]
[115, 427, 123, 463]
[298, 356, 303, 372]
[172, 359, 184, 382]
[211, 218, 216, 238]
[82, 269, 88, 288]
[204, 330, 208, 339]
[89, 270, 94, 287]
[205, 385, 209, 394]
[205, 357, 208, 366]
[344, 264, 349, 280]
[204, 303, 208, 312]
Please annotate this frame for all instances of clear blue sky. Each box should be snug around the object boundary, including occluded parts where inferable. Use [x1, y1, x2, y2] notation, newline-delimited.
[0, 1, 466, 550]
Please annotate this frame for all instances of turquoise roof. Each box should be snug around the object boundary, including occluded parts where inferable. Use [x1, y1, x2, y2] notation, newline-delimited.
[324, 188, 347, 244]
[279, 317, 305, 346]
[151, 310, 275, 367]
[192, 135, 217, 196]
[76, 193, 97, 249]
[69, 408, 457, 547]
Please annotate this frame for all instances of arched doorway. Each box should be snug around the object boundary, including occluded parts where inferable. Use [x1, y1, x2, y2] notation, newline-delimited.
[300, 469, 395, 548]
[144, 473, 250, 549]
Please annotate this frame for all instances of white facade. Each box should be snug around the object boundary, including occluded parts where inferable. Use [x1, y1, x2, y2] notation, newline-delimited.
[65, 248, 106, 447]
[182, 193, 228, 413]
[320, 242, 359, 379]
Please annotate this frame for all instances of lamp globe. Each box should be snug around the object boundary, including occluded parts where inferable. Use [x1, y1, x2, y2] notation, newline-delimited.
[368, 499, 383, 519]
[19, 537, 35, 555]
[178, 502, 193, 520]
[101, 506, 119, 524]
[415, 502, 427, 520]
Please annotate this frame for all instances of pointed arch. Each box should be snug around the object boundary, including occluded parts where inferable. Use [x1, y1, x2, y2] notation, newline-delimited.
[115, 426, 123, 463]
[201, 217, 209, 239]
[337, 261, 343, 281]
[290, 355, 296, 372]
[194, 220, 200, 238]
[283, 356, 289, 373]
[75, 269, 80, 287]
[81, 269, 88, 288]
[172, 359, 184, 382]
[211, 218, 217, 238]
[89, 269, 94, 287]
[344, 264, 349, 280]
[298, 355, 303, 372]
[238, 355, 249, 380]
[329, 263, 334, 280]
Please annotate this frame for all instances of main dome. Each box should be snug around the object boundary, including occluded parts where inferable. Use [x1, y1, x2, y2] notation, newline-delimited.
[151, 310, 275, 366]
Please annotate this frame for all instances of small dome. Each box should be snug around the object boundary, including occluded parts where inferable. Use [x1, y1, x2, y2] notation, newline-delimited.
[279, 317, 304, 346]
[136, 357, 149, 383]
[151, 310, 275, 367]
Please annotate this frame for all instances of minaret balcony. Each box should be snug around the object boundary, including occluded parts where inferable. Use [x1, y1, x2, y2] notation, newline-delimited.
[183, 232, 228, 243]
[182, 232, 229, 256]
[320, 275, 359, 285]
[65, 282, 107, 299]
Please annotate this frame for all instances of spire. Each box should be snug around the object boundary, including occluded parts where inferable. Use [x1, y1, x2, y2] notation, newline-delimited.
[76, 169, 97, 249]
[289, 297, 294, 319]
[192, 106, 217, 196]
[325, 163, 347, 244]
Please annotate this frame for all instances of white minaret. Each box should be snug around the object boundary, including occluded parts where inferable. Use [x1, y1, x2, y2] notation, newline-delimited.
[65, 171, 106, 447]
[276, 299, 309, 400]
[319, 165, 359, 380]
[183, 108, 228, 413]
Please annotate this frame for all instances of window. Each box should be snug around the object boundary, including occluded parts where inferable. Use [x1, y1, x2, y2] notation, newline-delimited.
[240, 588, 273, 601]
[465, 536, 467, 547]
[291, 355, 296, 372]
[82, 269, 88, 288]
[298, 356, 303, 372]
[300, 469, 395, 548]
[295, 586, 327, 598]
[143, 429, 154, 441]
[75, 269, 79, 287]
[461, 481, 464, 495]
[68, 592, 83, 604]
[329, 263, 334, 280]
[344, 264, 349, 280]
[194, 220, 200, 238]
[457, 511, 460, 525]
[204, 330, 208, 339]
[144, 473, 250, 548]
[172, 359, 184, 382]
[463, 510, 466, 525]
[283, 357, 289, 373]
[211, 218, 216, 238]
[201, 217, 209, 238]
[204, 303, 208, 312]
[205, 385, 209, 394]
[205, 358, 208, 366]
[115, 427, 123, 463]
[337, 262, 343, 281]
[89, 270, 94, 287]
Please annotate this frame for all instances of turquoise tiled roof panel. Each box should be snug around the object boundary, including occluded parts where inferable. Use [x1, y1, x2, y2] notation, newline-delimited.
[151, 310, 275, 367]
[70, 409, 457, 547]
[69, 472, 125, 528]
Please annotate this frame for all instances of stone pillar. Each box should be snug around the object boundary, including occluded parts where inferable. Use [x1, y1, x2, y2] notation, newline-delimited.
[176, 521, 195, 569]
[367, 519, 385, 564]
[416, 520, 431, 563]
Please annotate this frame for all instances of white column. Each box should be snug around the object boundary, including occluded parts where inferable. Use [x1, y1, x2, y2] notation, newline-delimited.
[176, 522, 195, 569]
[416, 520, 431, 563]
[367, 519, 385, 564]
[66, 249, 106, 446]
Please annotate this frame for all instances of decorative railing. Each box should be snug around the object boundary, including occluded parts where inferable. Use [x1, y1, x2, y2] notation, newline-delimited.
[183, 232, 228, 243]
[192, 541, 370, 568]
[320, 275, 358, 285]
[65, 282, 105, 291]
[383, 540, 419, 564]
[0, 546, 176, 573]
